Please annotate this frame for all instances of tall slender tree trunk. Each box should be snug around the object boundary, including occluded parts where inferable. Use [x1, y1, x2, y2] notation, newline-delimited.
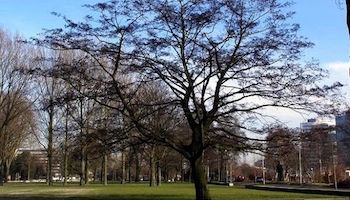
[103, 154, 108, 185]
[79, 97, 85, 186]
[84, 155, 89, 184]
[63, 114, 69, 186]
[79, 149, 85, 186]
[157, 163, 161, 186]
[128, 160, 132, 183]
[190, 156, 211, 200]
[121, 150, 126, 184]
[47, 95, 54, 186]
[27, 160, 31, 182]
[4, 159, 11, 183]
[149, 146, 156, 187]
[135, 150, 140, 182]
[0, 163, 4, 186]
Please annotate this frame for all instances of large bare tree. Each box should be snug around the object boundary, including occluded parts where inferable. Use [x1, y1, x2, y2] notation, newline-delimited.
[33, 0, 343, 199]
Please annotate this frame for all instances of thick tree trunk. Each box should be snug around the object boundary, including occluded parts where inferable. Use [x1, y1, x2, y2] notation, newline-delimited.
[190, 157, 211, 200]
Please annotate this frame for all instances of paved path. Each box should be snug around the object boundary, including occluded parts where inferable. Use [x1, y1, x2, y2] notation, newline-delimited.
[246, 184, 350, 198]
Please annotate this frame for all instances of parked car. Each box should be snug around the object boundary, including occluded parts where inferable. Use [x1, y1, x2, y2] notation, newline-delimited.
[235, 175, 245, 182]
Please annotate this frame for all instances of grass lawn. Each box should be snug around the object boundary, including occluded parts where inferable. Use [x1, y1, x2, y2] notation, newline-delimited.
[0, 182, 342, 200]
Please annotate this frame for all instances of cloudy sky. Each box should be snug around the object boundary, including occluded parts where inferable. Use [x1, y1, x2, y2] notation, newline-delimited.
[0, 0, 349, 128]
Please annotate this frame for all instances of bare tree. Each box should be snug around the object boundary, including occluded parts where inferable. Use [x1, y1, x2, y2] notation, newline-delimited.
[28, 49, 72, 186]
[265, 125, 298, 182]
[0, 28, 36, 185]
[33, 1, 343, 199]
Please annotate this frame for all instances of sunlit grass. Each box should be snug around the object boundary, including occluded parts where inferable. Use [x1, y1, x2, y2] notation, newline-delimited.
[0, 182, 341, 200]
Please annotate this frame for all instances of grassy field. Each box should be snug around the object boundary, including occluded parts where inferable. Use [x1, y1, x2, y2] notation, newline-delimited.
[0, 182, 342, 200]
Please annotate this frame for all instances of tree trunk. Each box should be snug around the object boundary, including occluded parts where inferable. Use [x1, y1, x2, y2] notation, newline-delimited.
[149, 146, 156, 187]
[28, 160, 31, 182]
[103, 154, 108, 185]
[135, 151, 140, 182]
[0, 164, 4, 186]
[121, 150, 126, 184]
[47, 93, 54, 186]
[157, 163, 161, 186]
[63, 106, 69, 186]
[63, 142, 68, 185]
[128, 161, 132, 183]
[190, 157, 211, 200]
[84, 155, 89, 185]
[4, 159, 11, 183]
[79, 149, 85, 186]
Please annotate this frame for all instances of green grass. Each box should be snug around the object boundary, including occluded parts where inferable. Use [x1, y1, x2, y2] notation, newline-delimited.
[0, 182, 341, 200]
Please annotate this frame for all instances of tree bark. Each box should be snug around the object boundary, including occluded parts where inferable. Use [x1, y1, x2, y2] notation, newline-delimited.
[190, 157, 211, 200]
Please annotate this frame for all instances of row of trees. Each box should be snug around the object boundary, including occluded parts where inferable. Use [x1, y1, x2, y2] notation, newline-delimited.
[0, 28, 243, 188]
[0, 0, 345, 199]
[264, 124, 345, 184]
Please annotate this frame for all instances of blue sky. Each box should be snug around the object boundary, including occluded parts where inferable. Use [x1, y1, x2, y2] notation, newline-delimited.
[0, 0, 349, 127]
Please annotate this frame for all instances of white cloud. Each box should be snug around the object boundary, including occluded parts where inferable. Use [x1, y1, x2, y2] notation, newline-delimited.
[324, 62, 350, 86]
[325, 61, 350, 72]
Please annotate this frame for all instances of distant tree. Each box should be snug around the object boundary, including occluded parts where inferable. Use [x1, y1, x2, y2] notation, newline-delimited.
[0, 28, 36, 185]
[265, 125, 298, 182]
[33, 0, 343, 199]
[302, 126, 334, 183]
[28, 49, 67, 186]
